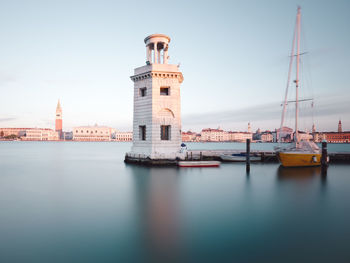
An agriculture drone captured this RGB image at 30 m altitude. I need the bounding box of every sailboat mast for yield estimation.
[295,6,301,143]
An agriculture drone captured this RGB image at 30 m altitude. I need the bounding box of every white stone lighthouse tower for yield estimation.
[127,34,184,162]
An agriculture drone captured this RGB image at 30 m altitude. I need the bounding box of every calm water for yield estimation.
[0,142,350,263]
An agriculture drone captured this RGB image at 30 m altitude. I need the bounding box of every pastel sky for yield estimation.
[0,0,349,132]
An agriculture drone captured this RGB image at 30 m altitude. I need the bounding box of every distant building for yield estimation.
[73,125,114,141]
[313,132,326,143]
[0,128,32,137]
[275,127,294,142]
[338,120,342,133]
[254,130,276,142]
[323,132,350,143]
[22,128,59,141]
[227,131,252,142]
[63,131,73,140]
[248,122,251,133]
[297,131,313,141]
[200,128,253,142]
[261,131,273,142]
[114,131,133,141]
[201,128,226,142]
[195,133,201,142]
[182,131,197,142]
[55,100,63,138]
[253,128,262,140]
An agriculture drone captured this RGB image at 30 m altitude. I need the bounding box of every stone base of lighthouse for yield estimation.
[124,153,186,166]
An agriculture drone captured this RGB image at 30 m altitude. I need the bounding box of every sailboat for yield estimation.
[275,7,322,167]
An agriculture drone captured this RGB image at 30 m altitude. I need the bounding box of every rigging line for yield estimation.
[299,14,315,132]
[279,10,298,143]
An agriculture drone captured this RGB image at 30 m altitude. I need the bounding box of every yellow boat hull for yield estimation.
[277,152,321,167]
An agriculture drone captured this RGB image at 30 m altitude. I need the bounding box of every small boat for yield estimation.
[275,7,324,167]
[178,161,221,167]
[220,153,261,162]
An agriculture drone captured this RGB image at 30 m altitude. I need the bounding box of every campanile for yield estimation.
[55,100,62,137]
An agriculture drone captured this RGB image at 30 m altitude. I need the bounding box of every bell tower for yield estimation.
[55,99,62,138]
[127,34,184,161]
[338,119,342,133]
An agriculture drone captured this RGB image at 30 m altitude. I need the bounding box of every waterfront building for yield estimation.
[254,130,276,142]
[253,128,262,140]
[22,128,59,141]
[201,128,226,142]
[127,34,184,160]
[275,127,294,142]
[227,131,253,142]
[62,131,73,140]
[114,131,133,141]
[323,132,350,143]
[261,132,273,142]
[182,131,198,142]
[313,132,350,143]
[313,132,326,143]
[55,100,63,139]
[0,128,32,137]
[73,125,114,141]
[200,128,253,142]
[297,131,313,141]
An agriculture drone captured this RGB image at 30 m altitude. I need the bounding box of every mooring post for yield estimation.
[246,139,251,173]
[321,141,328,175]
[200,151,202,160]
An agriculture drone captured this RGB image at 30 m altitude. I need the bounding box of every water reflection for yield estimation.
[277,165,327,191]
[127,165,181,262]
[277,166,322,180]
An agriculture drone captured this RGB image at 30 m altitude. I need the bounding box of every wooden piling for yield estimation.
[246,139,251,173]
[321,141,328,175]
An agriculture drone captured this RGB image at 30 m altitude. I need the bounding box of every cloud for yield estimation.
[182,93,350,131]
[0,117,17,122]
[183,102,281,126]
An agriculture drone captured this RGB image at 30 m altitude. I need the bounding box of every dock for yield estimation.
[125,149,350,166]
[186,150,350,163]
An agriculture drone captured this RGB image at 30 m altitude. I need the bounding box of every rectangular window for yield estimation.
[139,125,146,141]
[161,125,170,140]
[139,87,147,97]
[160,87,170,96]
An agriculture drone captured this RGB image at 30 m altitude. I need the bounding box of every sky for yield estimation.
[0,0,349,132]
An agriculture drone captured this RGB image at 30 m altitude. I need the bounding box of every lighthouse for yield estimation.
[126,34,184,164]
